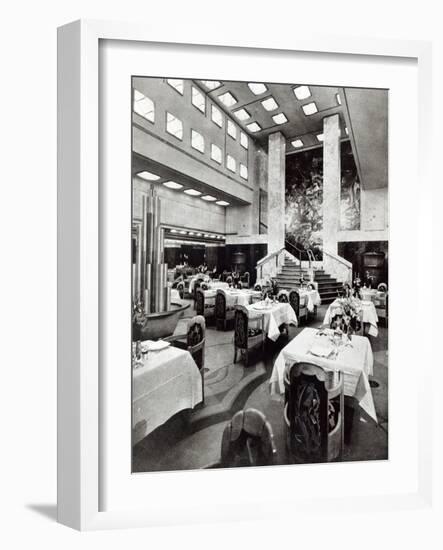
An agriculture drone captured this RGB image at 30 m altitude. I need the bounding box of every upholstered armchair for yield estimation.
[215,288,235,330]
[240,271,250,288]
[289,289,308,325]
[284,362,344,462]
[220,408,277,468]
[233,305,265,367]
[195,288,215,320]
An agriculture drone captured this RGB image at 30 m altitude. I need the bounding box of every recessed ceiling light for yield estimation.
[197,233,202,236]
[218,92,237,107]
[335,93,342,106]
[163,181,183,189]
[179,230,187,234]
[302,102,318,116]
[272,113,288,125]
[345,126,349,135]
[171,229,177,233]
[188,232,195,235]
[261,97,278,111]
[291,139,304,148]
[201,195,217,201]
[246,122,261,132]
[234,108,250,121]
[204,234,209,237]
[137,170,160,181]
[216,200,230,206]
[200,80,221,90]
[316,133,324,142]
[248,83,267,95]
[293,85,311,100]
[184,189,202,196]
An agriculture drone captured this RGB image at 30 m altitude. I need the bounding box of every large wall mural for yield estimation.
[285,141,360,256]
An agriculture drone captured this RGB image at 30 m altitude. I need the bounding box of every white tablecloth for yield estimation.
[132,346,202,444]
[270,327,376,421]
[171,289,181,302]
[246,301,298,342]
[323,299,379,337]
[361,289,377,301]
[203,288,260,307]
[299,289,321,312]
[188,276,210,294]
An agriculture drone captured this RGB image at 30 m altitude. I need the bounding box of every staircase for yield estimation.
[275,257,343,304]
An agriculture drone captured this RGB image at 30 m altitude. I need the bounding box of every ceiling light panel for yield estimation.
[216,200,230,206]
[234,108,250,121]
[302,102,318,116]
[291,139,304,148]
[200,80,221,90]
[218,92,237,107]
[248,83,267,95]
[246,122,261,132]
[201,195,217,201]
[163,181,183,189]
[261,97,278,111]
[184,189,202,196]
[137,171,160,181]
[316,133,324,142]
[293,85,311,100]
[272,113,288,125]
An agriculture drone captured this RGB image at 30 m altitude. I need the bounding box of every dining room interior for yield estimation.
[131,76,388,471]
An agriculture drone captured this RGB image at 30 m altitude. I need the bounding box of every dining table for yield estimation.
[203,287,261,306]
[323,298,379,337]
[269,327,377,422]
[298,288,322,312]
[246,300,298,342]
[132,343,203,444]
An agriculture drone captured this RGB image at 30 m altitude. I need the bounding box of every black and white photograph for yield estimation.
[131,77,389,471]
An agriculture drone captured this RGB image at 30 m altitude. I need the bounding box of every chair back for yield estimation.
[221,409,277,467]
[284,362,343,462]
[241,271,250,287]
[215,289,227,321]
[278,290,289,303]
[195,288,205,316]
[289,289,301,315]
[236,281,242,290]
[254,284,262,292]
[377,282,388,293]
[234,305,249,349]
[307,283,314,291]
[194,279,202,299]
[186,315,205,370]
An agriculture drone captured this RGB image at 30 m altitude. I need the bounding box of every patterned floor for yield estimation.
[132,301,388,472]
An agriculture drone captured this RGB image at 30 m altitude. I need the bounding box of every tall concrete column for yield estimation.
[322,114,341,254]
[267,132,286,254]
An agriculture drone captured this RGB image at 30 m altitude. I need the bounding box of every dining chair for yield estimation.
[215,288,235,331]
[220,408,277,468]
[278,290,289,303]
[164,315,206,403]
[289,289,308,325]
[240,271,250,288]
[284,361,344,462]
[374,290,388,327]
[233,305,265,367]
[254,284,262,292]
[377,282,388,293]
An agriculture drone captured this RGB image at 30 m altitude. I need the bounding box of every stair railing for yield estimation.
[284,240,304,264]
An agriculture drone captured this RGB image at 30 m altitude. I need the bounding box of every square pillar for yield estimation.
[267,132,286,254]
[322,114,341,254]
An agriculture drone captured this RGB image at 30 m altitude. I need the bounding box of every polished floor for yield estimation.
[132,300,388,472]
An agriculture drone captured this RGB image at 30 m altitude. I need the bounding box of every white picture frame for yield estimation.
[57,19,433,531]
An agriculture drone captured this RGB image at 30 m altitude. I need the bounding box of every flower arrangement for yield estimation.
[132,298,148,340]
[330,296,362,334]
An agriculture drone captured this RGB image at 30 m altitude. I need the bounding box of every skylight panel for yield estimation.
[166,112,183,139]
[192,87,206,113]
[291,139,304,148]
[163,181,183,190]
[240,164,248,180]
[211,104,223,127]
[201,195,217,201]
[191,129,205,153]
[302,102,318,116]
[248,83,267,95]
[218,92,237,107]
[316,133,324,142]
[133,91,155,122]
[246,122,261,133]
[293,85,311,100]
[211,144,222,164]
[167,79,184,94]
[200,80,221,90]
[234,108,250,121]
[261,97,278,111]
[226,155,236,173]
[240,132,248,149]
[184,189,202,196]
[216,200,230,206]
[137,171,160,181]
[272,113,288,125]
[227,120,237,139]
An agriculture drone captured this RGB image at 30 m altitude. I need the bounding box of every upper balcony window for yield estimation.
[226,154,236,173]
[240,163,248,180]
[133,90,155,123]
[192,87,206,114]
[166,112,183,140]
[211,144,222,164]
[167,79,184,95]
[227,120,237,139]
[191,129,205,153]
[240,131,249,150]
[211,105,223,127]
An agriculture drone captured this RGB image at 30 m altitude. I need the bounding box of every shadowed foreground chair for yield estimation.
[220,409,277,468]
[233,305,264,366]
[284,362,344,462]
[164,315,206,402]
[195,288,214,321]
[215,288,235,330]
[289,289,308,325]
